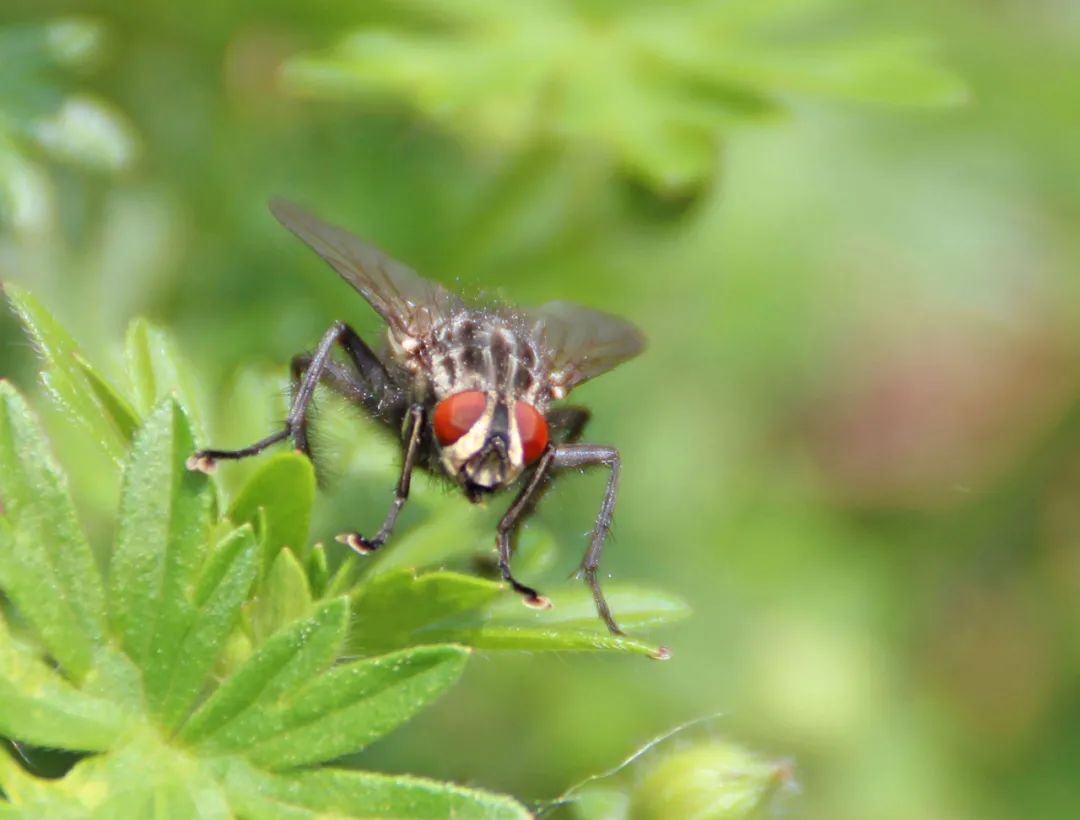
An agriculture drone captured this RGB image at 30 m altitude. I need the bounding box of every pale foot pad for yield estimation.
[186,454,217,474]
[335,532,376,554]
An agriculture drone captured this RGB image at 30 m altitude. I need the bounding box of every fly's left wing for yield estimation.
[528,300,646,398]
[269,198,463,340]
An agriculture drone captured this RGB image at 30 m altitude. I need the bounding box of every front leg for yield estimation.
[336,404,424,555]
[187,321,391,472]
[496,448,558,609]
[495,439,625,636]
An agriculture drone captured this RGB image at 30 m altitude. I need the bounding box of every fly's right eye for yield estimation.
[433,391,488,446]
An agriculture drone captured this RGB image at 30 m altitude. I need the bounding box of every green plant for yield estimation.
[0,17,135,231]
[0,284,687,815]
[284,0,965,195]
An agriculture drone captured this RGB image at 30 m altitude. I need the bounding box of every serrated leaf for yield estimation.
[211,645,469,769]
[228,451,316,568]
[4,284,132,461]
[0,382,105,680]
[220,759,529,819]
[154,525,260,731]
[349,570,685,658]
[181,598,348,747]
[108,399,213,677]
[250,547,315,646]
[125,318,204,433]
[0,612,125,751]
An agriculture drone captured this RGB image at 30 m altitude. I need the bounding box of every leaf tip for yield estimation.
[650,645,672,661]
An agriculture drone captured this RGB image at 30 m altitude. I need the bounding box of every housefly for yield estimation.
[188,199,647,637]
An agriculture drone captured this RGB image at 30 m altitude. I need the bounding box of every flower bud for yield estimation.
[629,741,792,820]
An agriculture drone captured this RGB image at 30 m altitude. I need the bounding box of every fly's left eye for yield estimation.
[515,401,549,464]
[433,390,488,446]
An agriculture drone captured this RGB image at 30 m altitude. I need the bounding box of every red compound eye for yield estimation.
[515,401,549,464]
[433,391,487,446]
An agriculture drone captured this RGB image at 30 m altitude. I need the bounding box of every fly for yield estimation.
[188,199,647,637]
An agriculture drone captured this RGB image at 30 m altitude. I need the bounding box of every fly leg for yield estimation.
[496,448,557,609]
[487,408,589,605]
[551,444,624,635]
[336,404,424,555]
[187,321,392,472]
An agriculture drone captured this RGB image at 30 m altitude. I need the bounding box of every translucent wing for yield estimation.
[529,301,646,396]
[269,198,463,339]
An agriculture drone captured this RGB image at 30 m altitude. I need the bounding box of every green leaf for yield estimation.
[73,353,140,441]
[307,543,329,599]
[708,36,968,108]
[108,399,213,676]
[473,584,687,658]
[3,284,133,461]
[0,381,105,680]
[0,731,232,818]
[349,570,685,658]
[153,525,260,731]
[216,645,469,770]
[181,598,348,747]
[220,759,529,819]
[364,505,487,579]
[125,318,204,434]
[228,451,316,567]
[249,547,315,646]
[361,502,555,580]
[349,571,503,655]
[0,612,126,751]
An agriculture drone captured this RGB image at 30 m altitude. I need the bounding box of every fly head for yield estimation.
[432,390,549,497]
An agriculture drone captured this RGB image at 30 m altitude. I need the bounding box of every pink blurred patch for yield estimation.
[808,321,1074,507]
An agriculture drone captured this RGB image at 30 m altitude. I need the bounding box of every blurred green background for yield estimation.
[1,1,1078,818]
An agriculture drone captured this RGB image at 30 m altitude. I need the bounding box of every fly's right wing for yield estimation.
[270,198,463,340]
